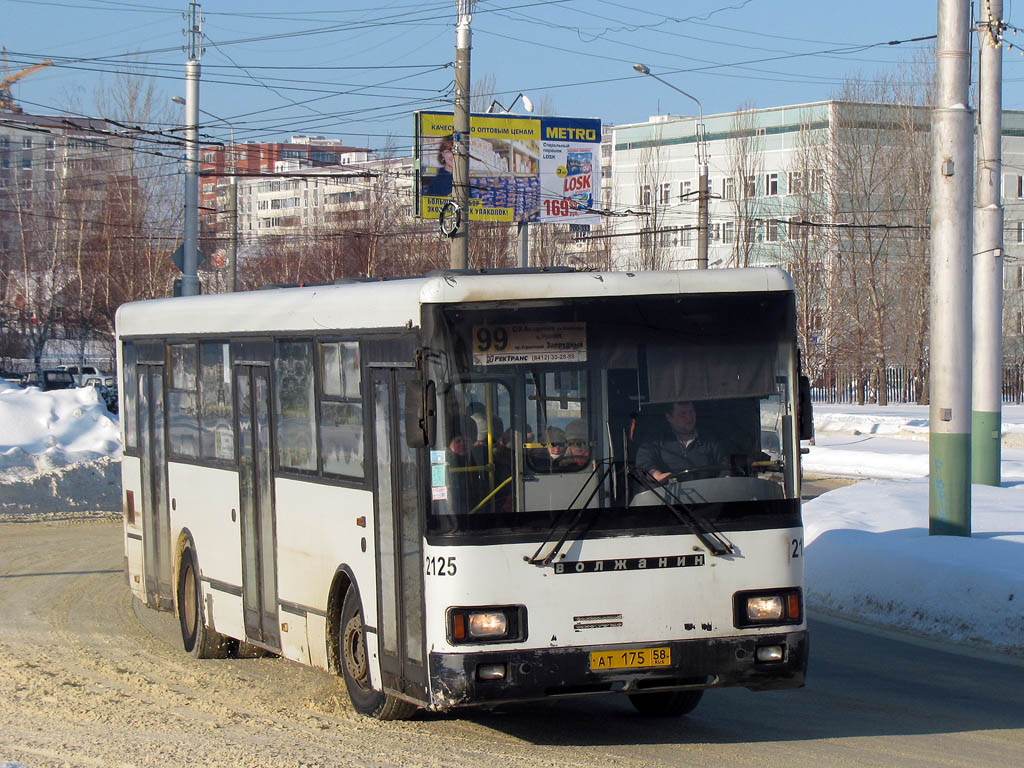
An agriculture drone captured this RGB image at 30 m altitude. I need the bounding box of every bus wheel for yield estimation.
[177,546,231,659]
[628,689,704,717]
[339,588,417,720]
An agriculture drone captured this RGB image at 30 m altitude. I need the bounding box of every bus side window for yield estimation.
[199,342,234,461]
[122,342,137,452]
[319,341,364,479]
[274,340,318,472]
[167,343,199,459]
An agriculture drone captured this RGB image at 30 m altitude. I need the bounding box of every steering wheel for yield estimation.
[664,464,722,483]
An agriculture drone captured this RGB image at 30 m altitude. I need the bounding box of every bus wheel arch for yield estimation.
[336,580,417,720]
[175,530,231,659]
[325,565,355,676]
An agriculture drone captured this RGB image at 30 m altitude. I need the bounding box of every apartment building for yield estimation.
[234,155,415,238]
[0,109,129,276]
[199,135,373,223]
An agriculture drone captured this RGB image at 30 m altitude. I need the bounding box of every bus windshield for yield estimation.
[423,291,800,541]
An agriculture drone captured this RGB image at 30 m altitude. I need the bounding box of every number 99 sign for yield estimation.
[475,326,509,352]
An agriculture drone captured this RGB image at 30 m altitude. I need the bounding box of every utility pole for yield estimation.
[696,126,709,270]
[929,0,974,536]
[450,0,474,270]
[973,0,1004,486]
[229,173,238,291]
[181,1,202,297]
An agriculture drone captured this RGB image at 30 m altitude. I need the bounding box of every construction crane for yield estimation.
[1,47,54,113]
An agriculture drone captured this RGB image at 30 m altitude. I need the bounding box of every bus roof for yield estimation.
[115,267,794,338]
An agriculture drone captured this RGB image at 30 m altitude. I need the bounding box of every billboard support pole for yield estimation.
[517,221,529,268]
[451,1,473,270]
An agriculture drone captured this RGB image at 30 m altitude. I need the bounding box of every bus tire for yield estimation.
[627,689,704,717]
[339,587,417,720]
[177,545,231,659]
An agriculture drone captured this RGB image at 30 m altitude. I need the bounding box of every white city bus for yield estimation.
[116,267,813,720]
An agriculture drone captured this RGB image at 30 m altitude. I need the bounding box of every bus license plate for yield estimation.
[590,647,671,671]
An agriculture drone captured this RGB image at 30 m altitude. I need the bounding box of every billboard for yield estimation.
[415,111,601,226]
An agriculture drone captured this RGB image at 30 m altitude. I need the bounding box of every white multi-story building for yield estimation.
[608,101,1024,271]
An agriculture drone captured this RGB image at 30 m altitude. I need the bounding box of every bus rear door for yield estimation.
[234,357,281,650]
[136,355,173,611]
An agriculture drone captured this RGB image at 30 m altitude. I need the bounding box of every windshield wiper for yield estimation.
[628,469,735,556]
[524,459,613,567]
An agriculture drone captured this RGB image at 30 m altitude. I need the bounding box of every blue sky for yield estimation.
[3,0,1018,152]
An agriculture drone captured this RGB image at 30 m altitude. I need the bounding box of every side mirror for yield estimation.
[797,375,814,441]
[404,379,437,448]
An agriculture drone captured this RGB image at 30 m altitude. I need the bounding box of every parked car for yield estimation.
[80,375,119,413]
[56,365,116,388]
[22,369,77,391]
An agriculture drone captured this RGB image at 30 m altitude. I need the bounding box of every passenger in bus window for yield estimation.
[447,422,483,513]
[561,420,591,468]
[526,426,563,473]
[542,426,566,466]
[635,401,726,483]
[448,430,470,459]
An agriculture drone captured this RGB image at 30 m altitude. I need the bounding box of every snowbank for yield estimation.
[0,379,121,519]
[804,478,1024,654]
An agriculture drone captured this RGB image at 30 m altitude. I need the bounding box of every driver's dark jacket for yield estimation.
[635,432,726,478]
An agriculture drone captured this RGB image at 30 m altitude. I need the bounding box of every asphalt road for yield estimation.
[0,518,1021,768]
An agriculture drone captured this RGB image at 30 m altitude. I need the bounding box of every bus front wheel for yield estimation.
[339,588,417,720]
[177,545,231,659]
[628,689,704,717]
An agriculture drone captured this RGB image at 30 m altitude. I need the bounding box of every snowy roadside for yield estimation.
[0,380,122,520]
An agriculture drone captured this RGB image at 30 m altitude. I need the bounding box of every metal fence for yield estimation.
[811,365,1024,404]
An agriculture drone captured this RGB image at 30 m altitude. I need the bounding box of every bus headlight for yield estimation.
[448,606,527,644]
[746,596,783,621]
[733,589,802,628]
[468,612,507,638]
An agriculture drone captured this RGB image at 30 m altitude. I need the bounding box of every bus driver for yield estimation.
[636,401,726,483]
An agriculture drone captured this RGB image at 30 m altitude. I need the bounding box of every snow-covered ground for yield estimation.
[0,379,121,520]
[1,380,1020,655]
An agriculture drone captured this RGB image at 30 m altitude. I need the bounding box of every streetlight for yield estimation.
[486,92,534,268]
[486,92,534,115]
[633,63,709,269]
[173,97,239,292]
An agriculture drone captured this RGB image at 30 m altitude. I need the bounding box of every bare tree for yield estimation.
[780,113,832,379]
[632,124,672,270]
[87,66,181,336]
[822,71,932,404]
[727,104,765,268]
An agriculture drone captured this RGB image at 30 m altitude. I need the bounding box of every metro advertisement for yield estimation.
[415,111,601,225]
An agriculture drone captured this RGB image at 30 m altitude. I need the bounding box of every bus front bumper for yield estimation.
[426,629,808,710]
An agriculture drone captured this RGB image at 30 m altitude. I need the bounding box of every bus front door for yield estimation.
[137,364,173,611]
[370,367,427,702]
[235,364,280,650]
